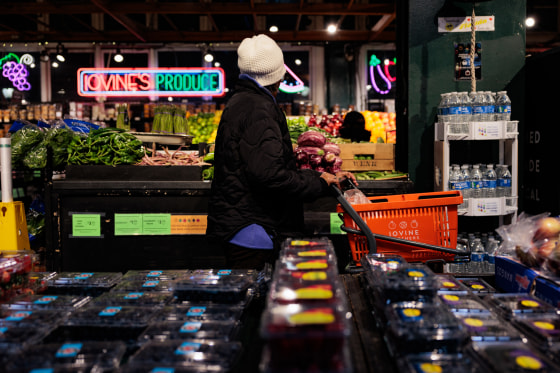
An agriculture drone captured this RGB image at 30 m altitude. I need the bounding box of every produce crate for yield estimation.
[338,143,395,171]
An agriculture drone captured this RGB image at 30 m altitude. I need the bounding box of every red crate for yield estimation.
[336,191,463,265]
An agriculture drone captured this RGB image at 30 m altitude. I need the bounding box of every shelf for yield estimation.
[458,196,518,216]
[434,121,518,141]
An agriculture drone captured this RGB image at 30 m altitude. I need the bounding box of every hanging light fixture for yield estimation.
[114,48,124,63]
[55,43,66,62]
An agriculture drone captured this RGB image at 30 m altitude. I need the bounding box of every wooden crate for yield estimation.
[338,143,395,171]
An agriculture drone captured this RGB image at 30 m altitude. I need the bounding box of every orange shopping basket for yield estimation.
[333,183,464,266]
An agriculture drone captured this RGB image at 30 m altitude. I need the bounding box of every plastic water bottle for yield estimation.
[485,238,499,273]
[482,164,497,198]
[470,91,484,122]
[469,238,486,273]
[459,164,471,208]
[448,164,461,191]
[483,91,496,121]
[437,93,448,123]
[458,92,472,132]
[496,164,512,197]
[446,92,460,126]
[470,164,483,198]
[496,91,511,121]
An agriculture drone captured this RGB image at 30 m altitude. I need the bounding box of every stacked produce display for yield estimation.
[0,268,265,372]
[360,252,560,372]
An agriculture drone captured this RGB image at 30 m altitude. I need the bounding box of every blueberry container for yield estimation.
[138,319,240,343]
[3,340,127,372]
[384,300,469,356]
[435,274,471,293]
[484,293,559,321]
[0,308,68,327]
[455,312,523,343]
[154,303,245,322]
[170,271,257,303]
[121,269,191,281]
[2,294,92,311]
[91,290,174,307]
[457,277,497,295]
[361,253,409,289]
[126,339,243,371]
[46,272,123,296]
[397,352,479,373]
[111,278,174,293]
[374,264,440,306]
[260,302,351,370]
[438,292,491,314]
[120,362,224,373]
[469,341,560,372]
[0,323,55,353]
[51,305,160,342]
[511,314,560,352]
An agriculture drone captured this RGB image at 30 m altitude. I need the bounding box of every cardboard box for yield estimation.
[494,256,539,293]
[338,143,395,171]
[533,275,560,308]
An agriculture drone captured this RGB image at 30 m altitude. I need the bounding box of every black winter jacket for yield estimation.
[206,78,329,243]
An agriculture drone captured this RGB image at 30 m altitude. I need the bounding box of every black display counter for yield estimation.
[45,178,413,273]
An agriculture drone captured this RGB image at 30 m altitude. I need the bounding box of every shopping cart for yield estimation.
[333,181,466,267]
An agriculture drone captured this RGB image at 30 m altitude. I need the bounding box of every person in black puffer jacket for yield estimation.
[206,34,356,270]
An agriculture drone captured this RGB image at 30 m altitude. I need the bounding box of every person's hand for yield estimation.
[320,171,358,188]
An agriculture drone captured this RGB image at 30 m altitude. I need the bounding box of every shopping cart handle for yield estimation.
[331,184,378,253]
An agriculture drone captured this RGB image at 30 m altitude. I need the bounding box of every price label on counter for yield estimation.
[72,213,101,237]
[114,214,143,236]
[142,214,171,235]
[330,213,345,235]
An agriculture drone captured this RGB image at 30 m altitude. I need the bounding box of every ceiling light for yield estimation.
[204,52,214,63]
[214,62,221,67]
[327,24,337,34]
[55,43,66,62]
[295,59,302,66]
[269,25,279,33]
[114,49,124,63]
[526,17,536,28]
[51,61,59,68]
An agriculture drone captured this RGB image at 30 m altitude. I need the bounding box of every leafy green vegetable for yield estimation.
[11,124,45,167]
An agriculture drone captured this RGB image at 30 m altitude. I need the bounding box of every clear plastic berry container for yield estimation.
[122,269,191,281]
[280,237,335,251]
[3,340,126,372]
[260,302,351,370]
[153,303,245,322]
[438,292,491,314]
[512,314,560,352]
[384,300,469,356]
[469,341,560,372]
[276,257,338,273]
[268,277,345,305]
[0,323,56,353]
[361,253,409,289]
[2,294,92,311]
[138,319,241,343]
[374,263,440,306]
[46,272,123,296]
[435,274,471,293]
[457,277,497,295]
[0,308,68,328]
[170,271,257,303]
[126,339,242,371]
[484,293,559,321]
[111,278,173,293]
[397,352,479,373]
[91,291,174,307]
[455,312,523,343]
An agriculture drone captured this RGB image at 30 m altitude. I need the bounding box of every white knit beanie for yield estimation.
[237,34,286,87]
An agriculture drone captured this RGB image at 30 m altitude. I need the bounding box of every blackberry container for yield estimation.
[46,272,123,296]
[435,274,471,294]
[280,237,335,251]
[276,256,338,273]
[397,352,479,373]
[455,312,523,343]
[438,292,491,314]
[111,278,174,293]
[120,362,224,373]
[153,303,245,322]
[0,308,68,328]
[383,300,469,356]
[2,294,92,311]
[469,341,560,372]
[361,253,409,290]
[91,290,174,307]
[125,339,243,372]
[170,270,257,303]
[268,277,345,305]
[273,266,339,284]
[457,277,497,295]
[259,302,351,371]
[484,293,559,321]
[138,319,240,343]
[50,304,160,342]
[511,314,560,352]
[3,340,127,372]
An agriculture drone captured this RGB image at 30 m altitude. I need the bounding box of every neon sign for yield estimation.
[77,67,225,97]
[0,53,32,91]
[279,64,306,94]
[369,55,396,95]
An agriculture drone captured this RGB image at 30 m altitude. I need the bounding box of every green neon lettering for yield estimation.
[164,74,173,90]
[173,74,182,91]
[156,74,165,90]
[210,74,218,90]
[201,74,210,91]
[192,74,200,91]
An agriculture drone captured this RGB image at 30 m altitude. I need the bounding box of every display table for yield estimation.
[45,177,413,272]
